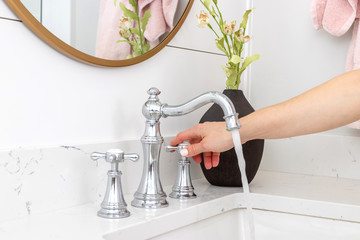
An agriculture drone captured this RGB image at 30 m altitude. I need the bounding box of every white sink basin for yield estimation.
[151,209,360,240]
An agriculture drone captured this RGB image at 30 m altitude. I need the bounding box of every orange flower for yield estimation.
[197,11,210,28]
[119,17,132,38]
[224,21,236,35]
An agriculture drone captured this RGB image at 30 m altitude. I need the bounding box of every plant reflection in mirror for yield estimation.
[114,0,151,59]
[198,0,260,90]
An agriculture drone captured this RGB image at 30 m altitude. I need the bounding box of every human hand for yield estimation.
[169,122,234,169]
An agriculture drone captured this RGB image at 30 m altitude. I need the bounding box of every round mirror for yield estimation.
[5,0,193,66]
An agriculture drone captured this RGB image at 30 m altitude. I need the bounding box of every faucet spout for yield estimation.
[162,91,241,131]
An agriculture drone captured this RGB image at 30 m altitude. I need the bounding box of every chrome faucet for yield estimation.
[131,87,241,209]
[91,149,139,218]
[165,141,197,200]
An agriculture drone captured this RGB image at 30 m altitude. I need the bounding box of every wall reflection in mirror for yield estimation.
[20,0,189,60]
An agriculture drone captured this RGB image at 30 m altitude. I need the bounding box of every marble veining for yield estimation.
[60,145,88,153]
[0,139,203,223]
[5,148,43,175]
[25,201,32,215]
[1,148,43,196]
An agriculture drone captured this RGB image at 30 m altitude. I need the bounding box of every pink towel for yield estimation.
[311,0,360,129]
[138,0,179,47]
[311,0,358,36]
[95,0,132,60]
[96,0,179,59]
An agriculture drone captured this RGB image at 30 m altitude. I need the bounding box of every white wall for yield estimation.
[251,0,360,179]
[0,1,247,222]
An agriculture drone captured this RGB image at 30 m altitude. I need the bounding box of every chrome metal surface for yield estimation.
[132,88,168,208]
[91,149,139,219]
[166,141,196,200]
[162,91,241,131]
[132,87,240,208]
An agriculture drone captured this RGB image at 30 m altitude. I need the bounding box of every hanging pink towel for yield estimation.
[96,0,179,60]
[311,0,360,129]
[95,0,132,60]
[138,0,179,47]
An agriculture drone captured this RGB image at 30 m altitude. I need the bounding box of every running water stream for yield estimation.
[231,129,256,240]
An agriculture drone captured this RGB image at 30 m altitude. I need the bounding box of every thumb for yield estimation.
[181,142,204,157]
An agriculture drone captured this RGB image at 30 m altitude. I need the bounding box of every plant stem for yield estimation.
[223,34,232,59]
[214,2,224,25]
[134,2,144,54]
[236,42,243,73]
[229,35,234,54]
[212,1,232,58]
[207,24,220,38]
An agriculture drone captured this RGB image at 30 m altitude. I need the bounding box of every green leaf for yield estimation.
[230,55,242,64]
[239,54,260,75]
[134,48,142,57]
[213,0,218,4]
[204,0,211,9]
[141,9,151,32]
[126,54,133,59]
[240,9,252,30]
[233,30,242,52]
[119,2,137,20]
[143,42,151,53]
[114,0,117,6]
[215,37,229,57]
[130,28,140,36]
[116,39,137,47]
[221,64,228,76]
[129,0,137,9]
[225,65,239,89]
[211,6,219,17]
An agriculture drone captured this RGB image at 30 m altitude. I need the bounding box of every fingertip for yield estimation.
[204,159,212,170]
[169,138,179,146]
[212,152,220,168]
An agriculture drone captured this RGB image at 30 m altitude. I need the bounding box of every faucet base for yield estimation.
[169,184,196,200]
[131,193,169,209]
[97,206,130,219]
[169,190,196,200]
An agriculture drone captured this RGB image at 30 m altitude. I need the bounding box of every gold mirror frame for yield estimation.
[4,0,194,67]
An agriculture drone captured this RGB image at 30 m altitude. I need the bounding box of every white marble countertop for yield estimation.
[1,170,359,240]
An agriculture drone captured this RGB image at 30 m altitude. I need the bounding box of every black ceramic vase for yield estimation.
[199,89,264,187]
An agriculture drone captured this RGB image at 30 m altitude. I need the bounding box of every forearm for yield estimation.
[240,70,360,142]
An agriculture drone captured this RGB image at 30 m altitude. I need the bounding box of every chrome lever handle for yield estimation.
[91,149,139,164]
[124,153,139,162]
[91,152,106,161]
[165,141,190,153]
[165,145,179,152]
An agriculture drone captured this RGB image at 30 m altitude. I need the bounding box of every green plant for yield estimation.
[197,0,260,89]
[114,0,151,59]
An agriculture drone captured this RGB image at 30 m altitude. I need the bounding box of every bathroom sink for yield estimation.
[150,209,360,240]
